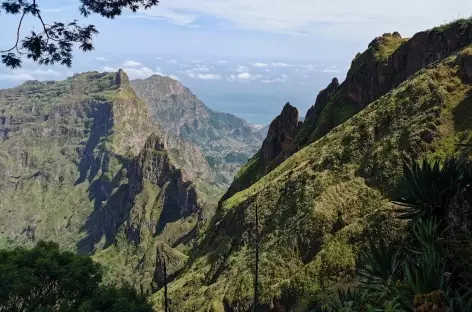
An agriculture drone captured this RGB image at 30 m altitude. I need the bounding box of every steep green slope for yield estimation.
[0,70,216,293]
[154,31,472,311]
[227,20,472,200]
[131,76,264,187]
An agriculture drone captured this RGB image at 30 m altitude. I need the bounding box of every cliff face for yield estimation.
[260,103,300,163]
[0,70,212,294]
[346,24,472,107]
[159,19,472,311]
[305,78,340,121]
[93,133,202,293]
[131,76,264,187]
[221,103,300,201]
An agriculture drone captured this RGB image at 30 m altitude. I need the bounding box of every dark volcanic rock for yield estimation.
[305,77,340,121]
[220,103,300,202]
[347,22,472,107]
[457,47,472,81]
[261,102,300,163]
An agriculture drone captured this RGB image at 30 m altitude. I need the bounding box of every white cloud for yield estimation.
[253,62,269,68]
[156,57,163,60]
[96,57,108,61]
[228,72,264,81]
[125,67,161,79]
[185,70,220,80]
[103,66,118,72]
[196,73,221,80]
[272,62,291,67]
[237,72,252,80]
[122,60,142,67]
[192,60,204,63]
[0,73,36,81]
[236,65,248,73]
[323,68,341,73]
[194,65,209,72]
[261,74,288,84]
[167,59,178,64]
[217,60,228,64]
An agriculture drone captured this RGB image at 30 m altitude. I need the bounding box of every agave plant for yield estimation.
[309,303,330,312]
[357,239,404,298]
[404,250,446,295]
[330,288,366,312]
[410,218,445,253]
[399,218,451,312]
[392,158,471,220]
[447,288,472,312]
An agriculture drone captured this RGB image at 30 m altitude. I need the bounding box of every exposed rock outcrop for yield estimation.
[347,22,472,107]
[260,102,300,163]
[126,133,200,245]
[305,78,340,121]
[457,47,472,81]
[220,103,300,202]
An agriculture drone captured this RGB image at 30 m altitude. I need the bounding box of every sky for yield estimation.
[1,0,471,125]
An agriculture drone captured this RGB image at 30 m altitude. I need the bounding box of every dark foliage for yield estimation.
[0,0,160,68]
[0,241,153,312]
[357,239,404,298]
[78,284,153,312]
[392,158,471,220]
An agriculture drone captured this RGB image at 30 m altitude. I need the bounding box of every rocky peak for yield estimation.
[115,68,130,87]
[347,20,472,107]
[368,32,402,49]
[305,77,340,121]
[261,102,300,163]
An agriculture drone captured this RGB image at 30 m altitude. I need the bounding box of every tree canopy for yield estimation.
[0,241,153,312]
[0,0,160,69]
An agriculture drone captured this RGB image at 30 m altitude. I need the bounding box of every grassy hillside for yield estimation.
[154,37,472,311]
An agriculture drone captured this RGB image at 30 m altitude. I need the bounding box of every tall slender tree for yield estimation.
[254,201,260,312]
[163,258,169,312]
